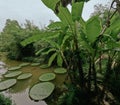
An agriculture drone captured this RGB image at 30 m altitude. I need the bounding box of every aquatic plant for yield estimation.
[29,82,55,100]
[39,73,56,82]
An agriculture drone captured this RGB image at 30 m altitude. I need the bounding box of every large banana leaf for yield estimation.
[105,14,120,39]
[57,6,73,26]
[36,47,50,56]
[48,52,57,66]
[61,34,72,48]
[21,31,58,46]
[41,0,59,11]
[48,21,65,30]
[85,16,101,43]
[57,53,63,67]
[72,2,84,21]
[42,48,56,55]
[41,38,60,49]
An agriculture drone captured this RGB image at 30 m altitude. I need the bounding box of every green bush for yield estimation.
[0,93,13,105]
[0,19,40,60]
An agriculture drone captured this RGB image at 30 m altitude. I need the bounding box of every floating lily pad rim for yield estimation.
[29,82,55,101]
[19,63,30,67]
[17,73,32,80]
[0,79,17,91]
[39,64,49,69]
[54,68,67,74]
[8,66,21,71]
[31,63,40,66]
[4,71,22,78]
[39,72,56,82]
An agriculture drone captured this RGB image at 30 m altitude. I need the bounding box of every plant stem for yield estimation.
[74,21,85,88]
[88,56,92,92]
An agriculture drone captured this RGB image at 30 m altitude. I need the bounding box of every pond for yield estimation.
[0,53,66,105]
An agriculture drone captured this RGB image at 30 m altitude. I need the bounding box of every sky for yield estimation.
[0,0,112,31]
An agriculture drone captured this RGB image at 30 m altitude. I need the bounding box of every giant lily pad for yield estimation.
[39,73,56,82]
[8,66,21,71]
[19,63,30,67]
[31,63,40,66]
[29,82,55,100]
[54,68,67,74]
[17,73,32,80]
[0,79,17,91]
[4,71,22,78]
[40,64,49,69]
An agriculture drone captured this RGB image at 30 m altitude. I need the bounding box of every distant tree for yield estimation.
[0,19,40,60]
[91,3,112,17]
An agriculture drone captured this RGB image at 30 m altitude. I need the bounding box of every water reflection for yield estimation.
[11,88,47,105]
[10,79,32,93]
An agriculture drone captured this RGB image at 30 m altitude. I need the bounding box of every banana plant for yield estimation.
[35,29,72,67]
[21,0,120,93]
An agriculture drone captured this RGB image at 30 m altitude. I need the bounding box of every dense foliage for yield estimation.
[0,0,120,105]
[0,19,42,61]
[0,94,13,105]
[21,0,120,105]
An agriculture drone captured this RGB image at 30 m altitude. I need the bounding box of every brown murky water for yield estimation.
[0,53,66,105]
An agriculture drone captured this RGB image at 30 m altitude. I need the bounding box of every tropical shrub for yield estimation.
[21,0,120,104]
[0,93,13,105]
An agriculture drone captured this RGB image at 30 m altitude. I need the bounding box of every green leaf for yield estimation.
[19,63,30,67]
[29,82,55,100]
[66,90,75,105]
[48,52,57,66]
[21,32,58,46]
[31,63,40,66]
[21,34,41,46]
[41,38,60,49]
[4,71,22,78]
[40,64,49,69]
[61,34,71,48]
[48,21,65,29]
[105,14,120,39]
[110,14,120,30]
[39,73,56,82]
[72,2,84,21]
[0,79,17,91]
[57,6,73,26]
[42,48,56,55]
[17,73,32,80]
[77,0,90,2]
[54,68,67,74]
[86,16,101,43]
[106,40,120,50]
[79,17,86,27]
[58,34,65,46]
[36,48,48,56]
[8,66,21,71]
[97,73,104,80]
[57,53,63,67]
[41,0,59,11]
